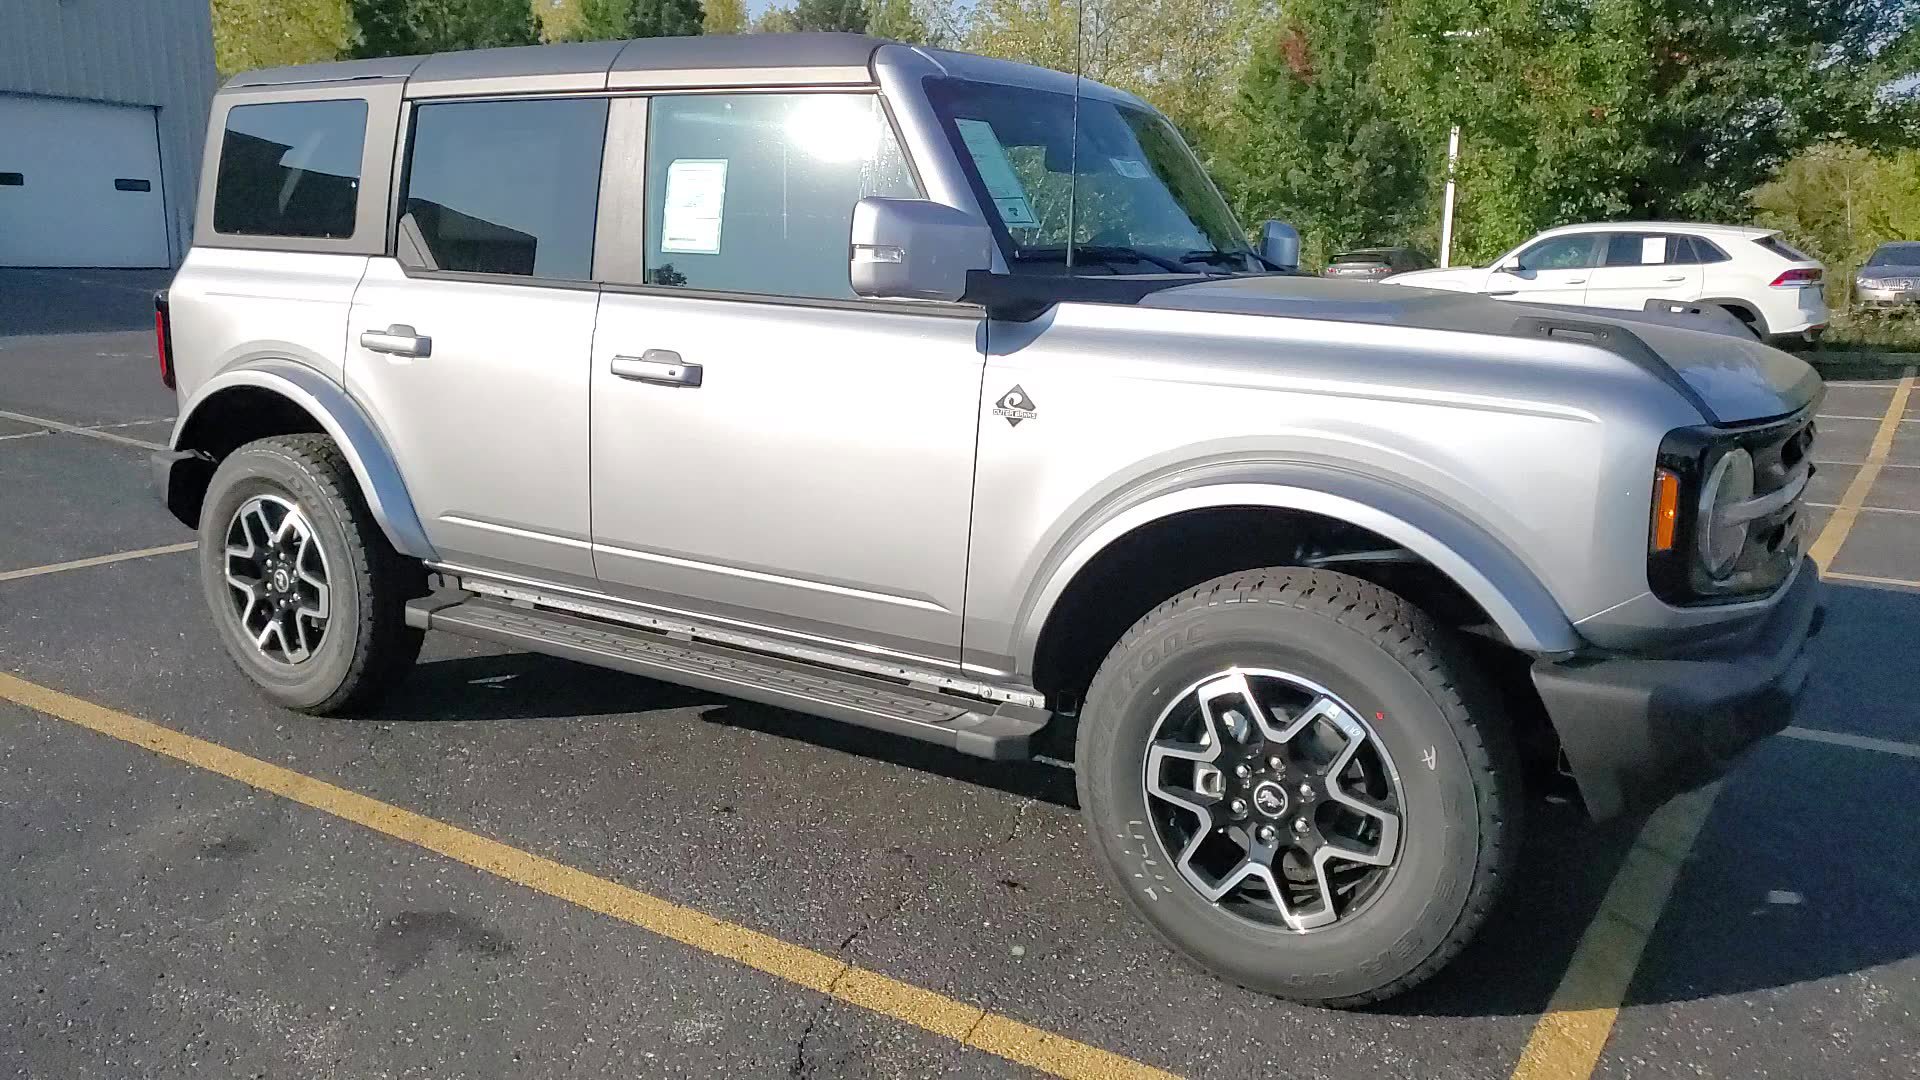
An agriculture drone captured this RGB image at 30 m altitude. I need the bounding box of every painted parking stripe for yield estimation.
[1781,726,1920,761]
[0,408,167,451]
[1822,569,1920,590]
[0,541,197,583]
[0,672,1179,1080]
[1806,501,1920,517]
[1509,367,1914,1080]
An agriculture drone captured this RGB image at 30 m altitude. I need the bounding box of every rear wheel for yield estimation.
[198,434,424,713]
[1719,304,1764,340]
[1076,567,1518,1005]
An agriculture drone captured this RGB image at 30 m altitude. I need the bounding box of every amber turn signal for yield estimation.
[1650,468,1680,552]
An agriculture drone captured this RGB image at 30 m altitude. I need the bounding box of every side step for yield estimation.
[405,592,1049,761]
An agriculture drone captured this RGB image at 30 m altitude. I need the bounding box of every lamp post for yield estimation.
[1438,29,1484,269]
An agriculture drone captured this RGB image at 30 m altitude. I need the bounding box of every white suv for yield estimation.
[1386,222,1829,342]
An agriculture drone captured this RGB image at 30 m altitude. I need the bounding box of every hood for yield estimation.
[1862,264,1920,280]
[1378,266,1481,290]
[1139,274,1821,424]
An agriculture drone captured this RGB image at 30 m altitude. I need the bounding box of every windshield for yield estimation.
[925,77,1253,275]
[1868,243,1920,267]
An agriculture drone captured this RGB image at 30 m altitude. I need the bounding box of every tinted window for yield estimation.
[400,98,607,279]
[1754,235,1812,262]
[1517,234,1598,271]
[214,100,367,238]
[1868,243,1920,267]
[642,94,918,298]
[1602,232,1689,267]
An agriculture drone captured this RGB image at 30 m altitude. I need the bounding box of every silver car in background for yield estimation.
[150,33,1823,1007]
[1856,241,1920,311]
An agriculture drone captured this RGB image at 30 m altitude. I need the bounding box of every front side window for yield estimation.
[926,78,1253,275]
[214,99,367,238]
[641,93,917,299]
[1517,234,1599,271]
[400,97,608,279]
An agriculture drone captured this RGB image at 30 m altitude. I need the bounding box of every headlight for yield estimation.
[1697,448,1755,578]
[1859,278,1884,289]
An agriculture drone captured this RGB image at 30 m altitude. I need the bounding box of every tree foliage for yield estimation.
[1753,144,1920,285]
[348,0,540,57]
[751,5,802,32]
[704,0,749,34]
[792,0,869,33]
[213,0,351,77]
[562,0,703,39]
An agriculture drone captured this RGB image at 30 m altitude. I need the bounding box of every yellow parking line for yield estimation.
[1823,569,1920,591]
[1809,367,1915,571]
[0,672,1177,1080]
[1510,371,1913,1080]
[0,408,168,451]
[0,541,197,583]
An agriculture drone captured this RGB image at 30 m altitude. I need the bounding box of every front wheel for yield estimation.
[198,434,425,713]
[1076,567,1519,1006]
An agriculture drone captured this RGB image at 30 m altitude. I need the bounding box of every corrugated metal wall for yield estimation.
[0,0,218,264]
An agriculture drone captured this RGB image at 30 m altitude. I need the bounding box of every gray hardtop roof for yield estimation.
[223,32,891,94]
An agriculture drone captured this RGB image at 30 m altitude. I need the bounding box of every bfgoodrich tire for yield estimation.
[1076,567,1519,1006]
[198,434,425,713]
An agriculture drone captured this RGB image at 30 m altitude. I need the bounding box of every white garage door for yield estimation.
[0,94,172,268]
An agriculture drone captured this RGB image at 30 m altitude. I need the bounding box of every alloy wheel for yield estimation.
[1143,668,1404,932]
[223,494,331,664]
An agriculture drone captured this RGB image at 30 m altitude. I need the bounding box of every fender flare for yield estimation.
[1696,297,1767,336]
[1015,472,1582,673]
[172,359,438,561]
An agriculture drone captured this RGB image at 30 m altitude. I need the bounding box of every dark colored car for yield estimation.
[1321,246,1433,281]
[1857,242,1920,311]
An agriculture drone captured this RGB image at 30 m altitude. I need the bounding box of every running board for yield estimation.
[406,592,1049,761]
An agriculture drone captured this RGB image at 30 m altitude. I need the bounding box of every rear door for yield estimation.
[1486,233,1599,305]
[346,95,608,582]
[1582,232,1704,310]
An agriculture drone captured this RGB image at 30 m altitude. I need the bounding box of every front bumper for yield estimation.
[1856,285,1919,309]
[1532,558,1823,820]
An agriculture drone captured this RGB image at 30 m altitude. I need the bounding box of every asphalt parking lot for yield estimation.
[2,267,1916,1079]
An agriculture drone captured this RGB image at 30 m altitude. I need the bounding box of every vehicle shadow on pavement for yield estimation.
[381,651,1078,806]
[0,268,173,337]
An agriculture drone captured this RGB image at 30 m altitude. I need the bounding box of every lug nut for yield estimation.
[1299,782,1315,800]
[1266,755,1283,772]
[1233,764,1252,780]
[1228,798,1248,817]
[1293,817,1311,835]
[1256,824,1277,844]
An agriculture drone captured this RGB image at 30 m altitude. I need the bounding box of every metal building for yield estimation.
[1,0,217,267]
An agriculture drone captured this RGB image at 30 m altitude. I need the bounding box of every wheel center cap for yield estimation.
[1251,780,1289,818]
[271,568,291,594]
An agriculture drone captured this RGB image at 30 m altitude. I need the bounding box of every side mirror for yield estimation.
[1496,259,1525,275]
[850,198,994,303]
[1258,220,1301,273]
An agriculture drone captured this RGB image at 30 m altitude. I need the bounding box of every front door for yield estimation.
[1487,232,1601,305]
[587,91,982,666]
[346,95,609,581]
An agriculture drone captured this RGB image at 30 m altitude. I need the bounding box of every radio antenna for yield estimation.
[1065,0,1083,270]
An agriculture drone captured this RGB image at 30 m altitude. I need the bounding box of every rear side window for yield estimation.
[399,98,608,280]
[640,93,917,299]
[1601,233,1674,266]
[214,100,367,238]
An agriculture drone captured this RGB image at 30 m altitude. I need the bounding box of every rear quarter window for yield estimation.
[213,99,368,238]
[1753,235,1812,262]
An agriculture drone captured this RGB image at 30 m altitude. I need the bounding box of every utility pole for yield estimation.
[1439,126,1460,268]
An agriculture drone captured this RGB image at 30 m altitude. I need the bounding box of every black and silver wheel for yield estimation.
[198,434,425,713]
[1077,567,1518,1006]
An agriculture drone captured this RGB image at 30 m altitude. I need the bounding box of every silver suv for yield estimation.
[151,34,1823,1005]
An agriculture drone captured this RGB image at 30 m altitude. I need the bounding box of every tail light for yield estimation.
[1769,268,1822,288]
[154,291,174,389]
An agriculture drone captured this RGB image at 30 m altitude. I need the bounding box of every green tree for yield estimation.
[1214,1,1427,266]
[1753,144,1920,301]
[348,0,540,58]
[561,0,704,38]
[751,5,801,31]
[213,0,352,78]
[705,0,749,34]
[867,0,928,43]
[792,0,868,33]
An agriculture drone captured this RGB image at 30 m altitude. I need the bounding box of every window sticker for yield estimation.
[1640,236,1668,265]
[1109,157,1151,179]
[660,158,728,255]
[954,118,1039,228]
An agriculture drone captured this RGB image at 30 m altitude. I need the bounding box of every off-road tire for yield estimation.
[198,434,425,713]
[1076,567,1519,1006]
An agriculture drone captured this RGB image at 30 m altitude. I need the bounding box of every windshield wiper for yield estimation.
[1011,245,1191,274]
[1178,250,1260,273]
